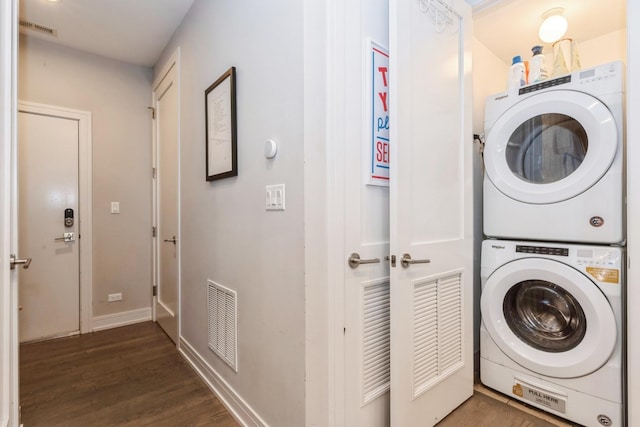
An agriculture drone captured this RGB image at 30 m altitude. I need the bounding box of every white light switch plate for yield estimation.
[266,184,285,210]
[111,201,120,214]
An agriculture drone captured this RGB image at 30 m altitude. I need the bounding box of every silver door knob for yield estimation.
[400,253,430,268]
[163,236,177,244]
[348,253,380,269]
[10,254,32,270]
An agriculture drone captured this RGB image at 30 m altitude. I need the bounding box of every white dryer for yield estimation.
[483,61,624,244]
[480,240,624,427]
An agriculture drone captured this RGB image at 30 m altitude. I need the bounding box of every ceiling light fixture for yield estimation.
[539,7,568,44]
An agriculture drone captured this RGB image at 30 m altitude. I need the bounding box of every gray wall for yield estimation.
[18,37,153,318]
[154,0,305,425]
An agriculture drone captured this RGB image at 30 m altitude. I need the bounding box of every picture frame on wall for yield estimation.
[205,66,237,181]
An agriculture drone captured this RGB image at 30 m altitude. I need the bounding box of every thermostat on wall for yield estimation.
[264,139,278,159]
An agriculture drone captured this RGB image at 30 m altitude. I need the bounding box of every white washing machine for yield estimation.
[483,61,624,244]
[480,240,624,427]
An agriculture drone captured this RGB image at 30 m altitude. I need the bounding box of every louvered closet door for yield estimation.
[389,0,474,425]
[342,0,390,424]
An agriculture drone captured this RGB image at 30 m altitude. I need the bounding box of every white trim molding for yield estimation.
[179,337,268,427]
[92,308,151,332]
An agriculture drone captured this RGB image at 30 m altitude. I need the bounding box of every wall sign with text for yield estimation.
[367,40,390,187]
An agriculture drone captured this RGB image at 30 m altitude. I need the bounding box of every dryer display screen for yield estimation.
[516,245,569,257]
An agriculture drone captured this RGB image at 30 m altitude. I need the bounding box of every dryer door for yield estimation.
[484,90,619,204]
[481,257,616,378]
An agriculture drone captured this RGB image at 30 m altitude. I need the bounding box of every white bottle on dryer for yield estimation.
[507,55,526,90]
[529,45,549,83]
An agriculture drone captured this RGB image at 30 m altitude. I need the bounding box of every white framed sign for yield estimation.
[366,40,390,186]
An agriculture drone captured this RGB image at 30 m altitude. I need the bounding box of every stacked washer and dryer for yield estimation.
[480,61,626,427]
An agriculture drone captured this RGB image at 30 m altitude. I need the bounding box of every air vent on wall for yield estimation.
[207,280,238,372]
[19,18,58,37]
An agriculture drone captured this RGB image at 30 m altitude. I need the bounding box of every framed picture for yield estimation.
[205,66,237,181]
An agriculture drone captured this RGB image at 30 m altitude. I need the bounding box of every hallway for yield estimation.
[20,322,239,427]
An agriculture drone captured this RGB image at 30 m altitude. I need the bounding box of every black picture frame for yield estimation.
[205,66,237,181]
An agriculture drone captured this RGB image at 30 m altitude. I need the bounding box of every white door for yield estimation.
[342,0,391,425]
[18,111,80,342]
[389,0,474,425]
[153,55,180,344]
[1,0,19,425]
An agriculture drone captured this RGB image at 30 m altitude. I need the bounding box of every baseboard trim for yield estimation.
[179,337,268,427]
[92,307,151,332]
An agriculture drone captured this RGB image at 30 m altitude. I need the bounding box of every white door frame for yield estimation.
[1,0,18,424]
[18,101,93,334]
[626,1,639,426]
[151,48,181,343]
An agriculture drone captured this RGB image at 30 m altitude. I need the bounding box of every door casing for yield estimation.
[151,48,181,344]
[18,101,93,335]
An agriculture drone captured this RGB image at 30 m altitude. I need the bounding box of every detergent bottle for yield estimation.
[529,45,549,83]
[507,55,526,90]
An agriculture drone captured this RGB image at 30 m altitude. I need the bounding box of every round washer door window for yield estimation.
[503,279,587,352]
[484,90,618,204]
[481,258,616,378]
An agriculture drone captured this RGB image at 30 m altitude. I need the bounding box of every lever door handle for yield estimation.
[10,254,32,270]
[54,232,75,242]
[400,253,431,268]
[348,253,381,269]
[163,236,177,244]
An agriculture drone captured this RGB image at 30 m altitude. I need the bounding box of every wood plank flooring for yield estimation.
[436,386,577,427]
[21,321,579,427]
[20,321,239,427]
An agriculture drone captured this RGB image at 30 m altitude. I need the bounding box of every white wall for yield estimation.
[18,37,153,319]
[154,1,305,425]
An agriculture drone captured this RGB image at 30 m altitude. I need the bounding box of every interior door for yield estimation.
[17,110,80,342]
[343,0,391,425]
[1,0,19,424]
[389,0,474,425]
[153,58,179,344]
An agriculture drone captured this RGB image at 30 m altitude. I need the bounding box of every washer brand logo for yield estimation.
[590,216,605,227]
[494,94,509,101]
[598,414,613,426]
[491,245,505,250]
[512,383,523,397]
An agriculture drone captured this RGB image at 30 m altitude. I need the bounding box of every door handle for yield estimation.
[54,232,75,242]
[10,254,32,270]
[348,253,380,269]
[163,236,177,244]
[400,253,431,268]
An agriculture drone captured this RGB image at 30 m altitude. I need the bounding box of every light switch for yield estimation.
[265,184,285,210]
[111,202,120,214]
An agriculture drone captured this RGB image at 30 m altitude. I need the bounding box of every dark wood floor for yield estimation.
[20,321,240,427]
[21,321,576,427]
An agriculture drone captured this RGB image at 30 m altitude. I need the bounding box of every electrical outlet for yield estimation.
[108,292,123,302]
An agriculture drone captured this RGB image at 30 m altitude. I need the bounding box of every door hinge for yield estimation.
[148,106,156,119]
[152,285,157,297]
[152,167,157,179]
[152,226,157,237]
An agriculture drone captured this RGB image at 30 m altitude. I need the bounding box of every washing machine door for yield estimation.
[484,90,618,204]
[481,257,617,378]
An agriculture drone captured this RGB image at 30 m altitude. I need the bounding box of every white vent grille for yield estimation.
[19,18,57,37]
[412,271,463,398]
[207,280,238,372]
[362,280,390,403]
